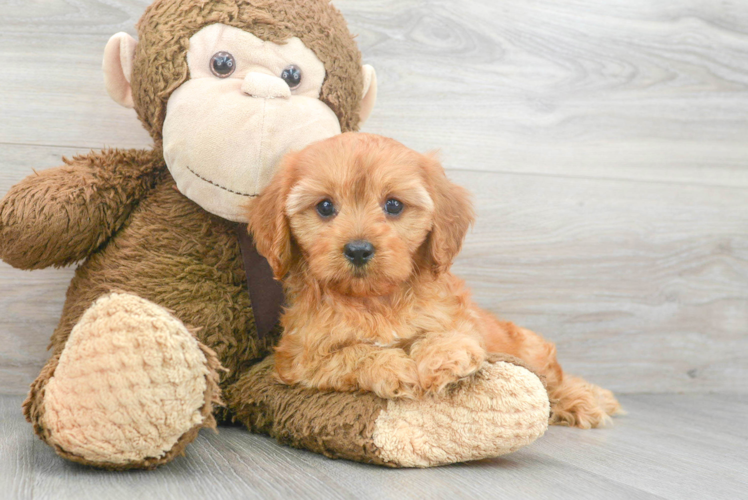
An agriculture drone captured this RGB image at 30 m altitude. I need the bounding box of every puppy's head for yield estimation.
[246,133,474,297]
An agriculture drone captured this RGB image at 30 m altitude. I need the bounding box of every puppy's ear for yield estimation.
[246,154,298,279]
[420,153,475,274]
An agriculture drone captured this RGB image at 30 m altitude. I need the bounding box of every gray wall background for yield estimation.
[1,0,746,396]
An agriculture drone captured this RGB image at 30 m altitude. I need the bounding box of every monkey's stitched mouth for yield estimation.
[185,165,258,197]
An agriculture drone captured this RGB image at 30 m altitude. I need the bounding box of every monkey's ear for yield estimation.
[359,64,378,125]
[103,32,138,109]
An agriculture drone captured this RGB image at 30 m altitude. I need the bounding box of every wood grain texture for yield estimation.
[451,168,748,394]
[0,34,152,149]
[345,0,748,187]
[1,0,747,395]
[0,0,149,35]
[2,0,747,183]
[1,394,746,499]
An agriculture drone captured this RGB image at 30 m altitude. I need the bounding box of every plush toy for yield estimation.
[0,0,550,469]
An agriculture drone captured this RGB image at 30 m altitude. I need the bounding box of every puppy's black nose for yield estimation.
[344,240,375,267]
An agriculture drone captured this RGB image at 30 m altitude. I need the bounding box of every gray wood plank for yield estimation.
[0,394,34,499]
[0,265,72,396]
[527,394,748,500]
[0,145,87,188]
[0,0,150,35]
[256,433,663,500]
[630,393,748,440]
[2,394,747,499]
[449,168,748,394]
[0,33,153,150]
[345,0,748,187]
[1,1,747,185]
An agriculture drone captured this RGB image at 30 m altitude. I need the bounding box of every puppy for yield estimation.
[247,133,621,428]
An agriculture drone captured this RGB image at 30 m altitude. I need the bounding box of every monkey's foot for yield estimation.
[229,353,549,467]
[26,293,222,469]
[372,354,549,466]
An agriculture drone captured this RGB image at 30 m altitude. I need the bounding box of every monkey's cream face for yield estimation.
[163,23,342,222]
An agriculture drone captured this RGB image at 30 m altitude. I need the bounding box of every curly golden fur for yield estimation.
[248,133,622,428]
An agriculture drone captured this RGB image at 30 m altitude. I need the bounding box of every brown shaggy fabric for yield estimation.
[133,0,364,144]
[228,354,549,467]
[46,170,276,390]
[228,356,392,466]
[2,150,279,420]
[0,149,162,269]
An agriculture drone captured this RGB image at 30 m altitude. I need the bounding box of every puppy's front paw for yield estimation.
[413,334,486,394]
[363,350,422,400]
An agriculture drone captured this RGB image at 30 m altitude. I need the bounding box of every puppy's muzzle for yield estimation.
[344,240,375,267]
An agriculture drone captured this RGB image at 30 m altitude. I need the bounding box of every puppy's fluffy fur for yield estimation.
[247,133,621,428]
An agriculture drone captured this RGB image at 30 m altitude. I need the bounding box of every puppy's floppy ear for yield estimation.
[420,153,475,274]
[246,154,298,279]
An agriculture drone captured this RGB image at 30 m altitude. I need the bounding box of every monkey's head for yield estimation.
[102,0,377,222]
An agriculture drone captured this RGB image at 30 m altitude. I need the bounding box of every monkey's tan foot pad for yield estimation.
[228,354,549,468]
[371,356,550,467]
[38,293,221,469]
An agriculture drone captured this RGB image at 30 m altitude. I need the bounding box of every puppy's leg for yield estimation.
[276,339,421,400]
[356,347,422,400]
[409,331,486,394]
[481,315,621,428]
[548,375,622,429]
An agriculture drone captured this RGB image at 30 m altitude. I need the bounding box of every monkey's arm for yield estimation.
[227,354,550,467]
[0,149,162,269]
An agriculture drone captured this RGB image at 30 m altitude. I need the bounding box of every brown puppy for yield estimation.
[247,133,621,428]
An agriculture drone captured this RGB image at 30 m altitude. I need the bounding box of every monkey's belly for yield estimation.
[49,177,264,389]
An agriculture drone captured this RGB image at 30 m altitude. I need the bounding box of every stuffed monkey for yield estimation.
[0,0,550,469]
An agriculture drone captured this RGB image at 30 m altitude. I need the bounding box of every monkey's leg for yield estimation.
[226,353,550,467]
[23,293,222,470]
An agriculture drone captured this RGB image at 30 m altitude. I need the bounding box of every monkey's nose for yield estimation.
[241,72,291,99]
[344,240,375,267]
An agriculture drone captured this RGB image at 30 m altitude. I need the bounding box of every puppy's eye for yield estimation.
[384,199,404,216]
[280,65,302,89]
[316,199,335,218]
[210,52,236,78]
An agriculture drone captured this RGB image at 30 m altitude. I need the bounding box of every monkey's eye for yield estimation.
[316,199,335,218]
[210,52,236,78]
[280,65,302,89]
[384,199,404,216]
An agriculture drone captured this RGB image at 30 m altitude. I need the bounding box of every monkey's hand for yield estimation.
[0,149,162,269]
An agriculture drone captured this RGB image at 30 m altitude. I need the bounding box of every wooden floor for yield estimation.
[2,394,746,500]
